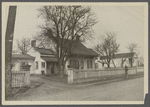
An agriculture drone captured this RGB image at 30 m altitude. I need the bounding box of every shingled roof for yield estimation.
[100,52,136,60]
[32,37,98,57]
[34,39,98,57]
[65,40,98,57]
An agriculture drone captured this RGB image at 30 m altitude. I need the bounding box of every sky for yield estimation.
[3,3,146,57]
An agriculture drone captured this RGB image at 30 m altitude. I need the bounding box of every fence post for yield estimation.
[109,69,111,76]
[136,67,137,75]
[98,70,100,78]
[68,68,73,84]
[23,71,30,86]
[85,70,87,78]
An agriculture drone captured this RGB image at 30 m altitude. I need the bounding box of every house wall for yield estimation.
[65,57,96,74]
[27,48,47,74]
[95,57,103,69]
[110,59,122,68]
[34,57,46,74]
[28,48,59,75]
[12,59,19,71]
[12,59,34,72]
[102,59,129,68]
[101,58,139,68]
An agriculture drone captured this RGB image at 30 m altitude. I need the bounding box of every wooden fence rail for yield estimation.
[68,67,144,84]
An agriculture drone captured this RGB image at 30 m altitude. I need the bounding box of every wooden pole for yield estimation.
[5,6,17,99]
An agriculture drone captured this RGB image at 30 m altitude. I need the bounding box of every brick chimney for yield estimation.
[31,40,36,48]
[76,35,80,41]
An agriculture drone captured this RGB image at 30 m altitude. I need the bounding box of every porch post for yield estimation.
[98,70,100,77]
[85,70,87,78]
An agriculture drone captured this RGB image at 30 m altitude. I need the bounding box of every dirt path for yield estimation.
[8,75,76,101]
[7,74,144,101]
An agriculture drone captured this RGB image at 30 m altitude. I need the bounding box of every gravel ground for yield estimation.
[7,72,144,101]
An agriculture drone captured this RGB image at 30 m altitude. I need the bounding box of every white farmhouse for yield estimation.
[27,37,99,75]
[27,40,58,75]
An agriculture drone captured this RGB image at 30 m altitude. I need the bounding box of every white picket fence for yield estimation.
[68,67,144,84]
[12,71,30,87]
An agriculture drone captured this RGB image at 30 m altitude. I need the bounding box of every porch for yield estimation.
[40,56,59,75]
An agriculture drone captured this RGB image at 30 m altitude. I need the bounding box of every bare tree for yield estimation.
[33,34,55,50]
[126,43,139,67]
[38,6,97,76]
[127,43,138,53]
[16,37,31,54]
[94,32,120,68]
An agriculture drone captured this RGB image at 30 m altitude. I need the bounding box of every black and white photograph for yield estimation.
[2,2,148,105]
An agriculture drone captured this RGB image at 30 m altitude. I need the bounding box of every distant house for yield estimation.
[11,54,35,72]
[99,52,138,68]
[27,40,58,75]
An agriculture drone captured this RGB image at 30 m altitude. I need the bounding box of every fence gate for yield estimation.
[12,73,25,87]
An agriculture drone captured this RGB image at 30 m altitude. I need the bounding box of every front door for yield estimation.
[51,63,54,74]
[47,62,51,75]
[47,62,54,75]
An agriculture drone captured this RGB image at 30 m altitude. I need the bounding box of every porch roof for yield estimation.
[12,54,35,60]
[41,56,58,62]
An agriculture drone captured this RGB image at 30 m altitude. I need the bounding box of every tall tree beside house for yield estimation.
[38,6,97,77]
[94,32,120,68]
[16,37,31,54]
[126,43,138,67]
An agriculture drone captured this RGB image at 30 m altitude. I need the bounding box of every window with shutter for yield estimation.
[41,62,45,68]
[87,60,93,69]
[81,61,84,69]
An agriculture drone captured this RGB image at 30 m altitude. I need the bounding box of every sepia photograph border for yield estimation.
[1,2,148,105]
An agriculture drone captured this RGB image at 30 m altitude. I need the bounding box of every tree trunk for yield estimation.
[58,58,65,78]
[111,59,116,68]
[59,65,64,78]
[102,63,104,68]
[107,64,110,68]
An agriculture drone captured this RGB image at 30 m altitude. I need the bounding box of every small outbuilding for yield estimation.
[11,54,35,73]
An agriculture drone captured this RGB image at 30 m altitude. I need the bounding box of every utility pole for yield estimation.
[5,6,17,99]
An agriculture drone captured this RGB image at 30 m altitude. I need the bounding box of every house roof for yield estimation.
[64,39,99,57]
[41,56,57,62]
[12,54,35,60]
[32,38,98,57]
[35,48,55,55]
[100,52,136,60]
